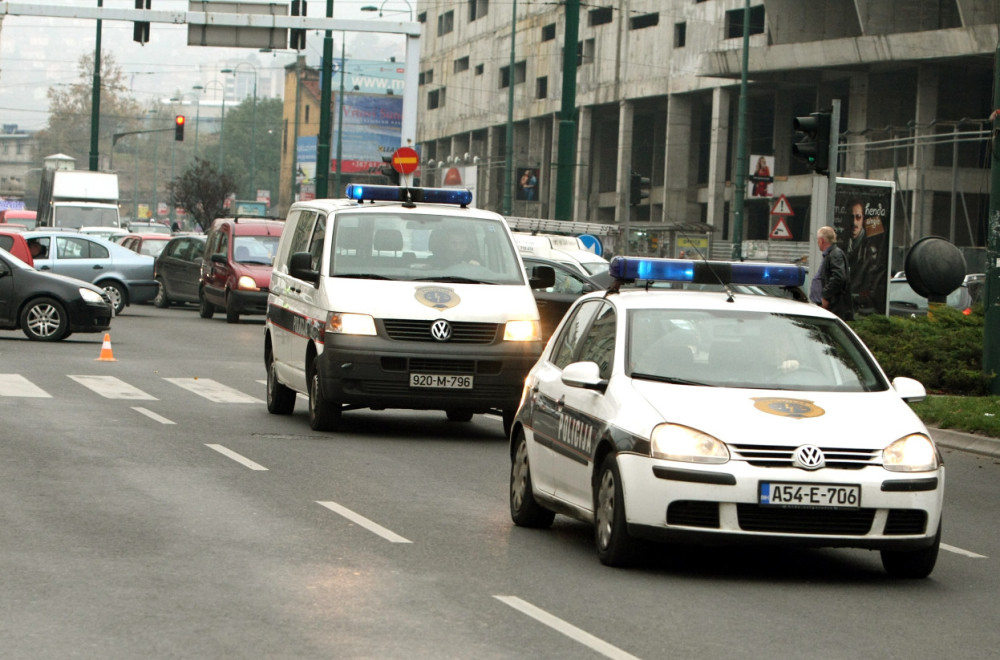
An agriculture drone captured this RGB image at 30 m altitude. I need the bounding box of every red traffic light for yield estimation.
[174,115,186,141]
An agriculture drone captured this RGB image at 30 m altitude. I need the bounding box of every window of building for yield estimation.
[499,61,527,88]
[726,5,765,39]
[575,39,595,66]
[468,0,488,21]
[437,10,454,36]
[674,22,686,47]
[428,88,445,110]
[630,12,658,30]
[536,76,547,99]
[417,12,426,23]
[542,23,556,41]
[424,69,434,85]
[305,105,310,124]
[588,7,613,27]
[475,63,484,75]
[454,56,470,73]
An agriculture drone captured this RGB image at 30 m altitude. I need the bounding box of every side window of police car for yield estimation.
[576,303,616,380]
[551,300,603,369]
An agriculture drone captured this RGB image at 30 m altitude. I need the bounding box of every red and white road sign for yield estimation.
[770,194,794,216]
[391,147,420,175]
[770,217,794,240]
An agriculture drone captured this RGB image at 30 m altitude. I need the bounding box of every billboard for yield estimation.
[833,178,895,316]
[328,60,407,174]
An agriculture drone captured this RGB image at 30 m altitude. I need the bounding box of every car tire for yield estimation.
[266,353,296,415]
[20,297,69,341]
[102,281,127,315]
[198,291,215,319]
[446,410,474,422]
[595,453,637,567]
[509,430,555,528]
[502,409,516,439]
[308,367,341,431]
[153,278,170,308]
[881,522,941,579]
[225,293,239,324]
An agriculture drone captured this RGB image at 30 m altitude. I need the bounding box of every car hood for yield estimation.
[21,266,106,295]
[235,263,273,287]
[627,379,928,450]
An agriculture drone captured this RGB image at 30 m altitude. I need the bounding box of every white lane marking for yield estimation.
[316,501,412,544]
[164,377,263,403]
[0,374,51,397]
[132,406,175,424]
[206,444,268,471]
[942,543,988,559]
[69,375,156,400]
[494,595,641,660]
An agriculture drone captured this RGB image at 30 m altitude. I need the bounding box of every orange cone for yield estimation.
[96,333,117,362]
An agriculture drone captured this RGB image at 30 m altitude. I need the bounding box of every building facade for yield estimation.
[413,0,997,267]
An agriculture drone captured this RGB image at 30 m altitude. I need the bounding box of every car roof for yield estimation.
[124,233,171,240]
[291,197,506,221]
[212,217,285,235]
[587,286,836,318]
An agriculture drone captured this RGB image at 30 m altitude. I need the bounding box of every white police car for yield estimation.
[509,256,944,578]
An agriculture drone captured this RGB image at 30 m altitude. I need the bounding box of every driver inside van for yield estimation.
[429,227,480,267]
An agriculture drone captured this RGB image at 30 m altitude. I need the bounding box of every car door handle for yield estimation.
[556,396,565,411]
[92,265,104,270]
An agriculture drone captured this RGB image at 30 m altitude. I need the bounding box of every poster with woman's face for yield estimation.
[748,154,774,198]
[516,167,540,201]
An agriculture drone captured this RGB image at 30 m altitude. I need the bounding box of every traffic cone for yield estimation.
[96,333,117,362]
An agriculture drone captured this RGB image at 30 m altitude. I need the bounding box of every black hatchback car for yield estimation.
[153,234,207,308]
[0,247,113,341]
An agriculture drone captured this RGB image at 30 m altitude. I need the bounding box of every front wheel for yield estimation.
[102,281,127,315]
[198,291,215,319]
[881,522,941,578]
[266,352,296,415]
[153,278,170,308]
[308,367,342,431]
[595,454,637,567]
[21,297,69,341]
[225,292,240,323]
[510,431,555,528]
[502,410,516,439]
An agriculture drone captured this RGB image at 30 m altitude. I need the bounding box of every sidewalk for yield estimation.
[930,426,1000,459]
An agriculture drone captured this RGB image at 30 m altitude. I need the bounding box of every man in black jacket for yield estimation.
[809,225,854,321]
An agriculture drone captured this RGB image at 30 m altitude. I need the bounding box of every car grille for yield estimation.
[737,504,875,535]
[380,358,504,375]
[730,443,879,469]
[382,319,500,343]
[352,381,513,398]
[884,509,927,535]
[667,501,721,528]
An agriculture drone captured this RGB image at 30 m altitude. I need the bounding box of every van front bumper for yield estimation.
[316,333,544,412]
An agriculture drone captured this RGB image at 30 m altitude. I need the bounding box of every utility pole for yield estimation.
[984,44,1000,392]
[502,0,516,216]
[554,0,579,220]
[89,0,103,172]
[316,0,334,199]
[731,0,750,259]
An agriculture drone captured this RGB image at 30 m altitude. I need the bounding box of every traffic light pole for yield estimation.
[731,0,750,260]
[984,44,1000,392]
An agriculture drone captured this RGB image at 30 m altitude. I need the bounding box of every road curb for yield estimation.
[929,426,1000,459]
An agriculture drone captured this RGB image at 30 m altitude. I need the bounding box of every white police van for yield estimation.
[511,256,944,577]
[265,184,553,434]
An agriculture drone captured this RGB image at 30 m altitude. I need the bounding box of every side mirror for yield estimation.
[892,376,926,403]
[289,251,319,285]
[211,253,226,264]
[561,361,608,393]
[529,265,555,290]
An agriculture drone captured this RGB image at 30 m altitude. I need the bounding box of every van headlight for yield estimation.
[650,423,730,464]
[882,434,938,472]
[237,275,259,291]
[326,312,377,336]
[79,288,104,304]
[503,320,540,341]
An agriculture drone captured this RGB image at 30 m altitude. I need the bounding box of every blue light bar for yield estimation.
[344,184,473,207]
[609,256,806,287]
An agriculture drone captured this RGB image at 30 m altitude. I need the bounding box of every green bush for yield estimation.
[849,306,994,396]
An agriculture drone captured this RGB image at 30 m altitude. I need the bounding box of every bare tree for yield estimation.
[168,159,235,231]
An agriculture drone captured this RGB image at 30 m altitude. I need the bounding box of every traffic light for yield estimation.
[290,0,307,50]
[792,111,832,174]
[133,0,150,44]
[174,115,185,141]
[629,171,650,206]
[380,154,400,185]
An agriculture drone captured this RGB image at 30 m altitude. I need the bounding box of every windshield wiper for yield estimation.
[412,276,495,284]
[631,372,709,386]
[334,273,393,280]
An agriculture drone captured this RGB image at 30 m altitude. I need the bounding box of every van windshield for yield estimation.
[53,206,119,229]
[329,212,525,285]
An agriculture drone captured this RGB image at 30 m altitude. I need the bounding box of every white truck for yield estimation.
[36,169,121,229]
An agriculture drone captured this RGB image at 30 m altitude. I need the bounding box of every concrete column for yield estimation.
[845,73,870,176]
[707,87,731,238]
[662,93,693,224]
[912,65,939,238]
[615,99,634,227]
[573,106,593,222]
[772,92,793,178]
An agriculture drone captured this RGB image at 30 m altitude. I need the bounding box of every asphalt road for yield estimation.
[1,305,999,659]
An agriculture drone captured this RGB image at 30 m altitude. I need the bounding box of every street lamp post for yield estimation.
[360,0,413,19]
[222,63,259,201]
[191,85,203,159]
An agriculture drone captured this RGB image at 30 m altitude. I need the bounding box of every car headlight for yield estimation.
[882,434,938,472]
[237,275,259,291]
[650,423,730,464]
[79,287,104,304]
[326,312,377,336]
[503,320,540,342]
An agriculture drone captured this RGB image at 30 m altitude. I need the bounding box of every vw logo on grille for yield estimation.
[430,319,453,341]
[792,444,826,470]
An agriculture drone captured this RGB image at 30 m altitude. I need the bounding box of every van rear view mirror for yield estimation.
[289,251,319,285]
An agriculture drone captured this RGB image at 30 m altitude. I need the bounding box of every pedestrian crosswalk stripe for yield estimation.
[164,377,263,403]
[0,374,51,398]
[69,375,157,400]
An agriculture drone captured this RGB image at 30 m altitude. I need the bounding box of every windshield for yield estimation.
[329,212,524,285]
[53,206,119,229]
[234,235,279,265]
[627,308,887,392]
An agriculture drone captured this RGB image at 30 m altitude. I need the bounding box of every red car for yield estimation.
[0,228,35,266]
[119,233,171,258]
[199,217,284,323]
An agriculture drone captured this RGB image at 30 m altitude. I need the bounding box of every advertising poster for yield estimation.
[516,167,539,201]
[748,154,774,198]
[327,60,407,174]
[833,178,895,316]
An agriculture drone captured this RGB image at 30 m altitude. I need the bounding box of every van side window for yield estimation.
[308,214,326,271]
[286,210,313,263]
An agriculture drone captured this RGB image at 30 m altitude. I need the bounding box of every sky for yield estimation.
[0,0,411,131]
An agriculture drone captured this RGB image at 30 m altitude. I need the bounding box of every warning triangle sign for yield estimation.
[770,194,794,216]
[770,217,794,240]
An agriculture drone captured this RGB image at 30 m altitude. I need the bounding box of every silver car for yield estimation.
[23,230,157,314]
